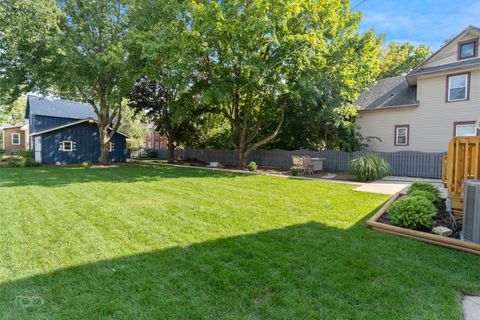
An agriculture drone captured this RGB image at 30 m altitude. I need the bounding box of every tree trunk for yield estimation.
[99,125,110,165]
[167,139,175,164]
[100,143,110,165]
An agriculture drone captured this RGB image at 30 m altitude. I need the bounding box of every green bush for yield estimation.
[408,190,439,204]
[24,157,41,167]
[351,155,390,182]
[388,196,437,229]
[407,182,440,199]
[82,161,90,168]
[291,166,299,176]
[17,150,34,159]
[247,161,257,172]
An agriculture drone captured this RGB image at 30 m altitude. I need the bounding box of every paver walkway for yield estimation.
[463,296,480,320]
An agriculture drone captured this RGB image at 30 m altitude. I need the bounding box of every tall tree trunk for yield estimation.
[167,138,175,164]
[237,146,247,170]
[99,125,110,165]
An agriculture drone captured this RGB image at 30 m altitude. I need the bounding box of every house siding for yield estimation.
[3,127,28,153]
[40,122,127,165]
[30,114,78,133]
[357,69,480,152]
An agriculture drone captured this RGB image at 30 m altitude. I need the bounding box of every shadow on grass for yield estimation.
[2,218,479,319]
[0,164,250,189]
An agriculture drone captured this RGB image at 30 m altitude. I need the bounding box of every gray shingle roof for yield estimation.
[409,57,480,76]
[26,95,98,120]
[355,76,418,111]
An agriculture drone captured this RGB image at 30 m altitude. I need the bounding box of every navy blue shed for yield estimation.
[26,96,129,165]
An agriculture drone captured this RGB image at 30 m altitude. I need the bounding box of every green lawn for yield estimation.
[0,165,478,319]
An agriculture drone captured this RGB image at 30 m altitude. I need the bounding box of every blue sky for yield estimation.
[356,0,480,50]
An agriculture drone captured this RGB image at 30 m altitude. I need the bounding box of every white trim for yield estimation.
[62,141,73,152]
[30,117,129,138]
[448,74,468,102]
[395,127,408,146]
[11,133,20,145]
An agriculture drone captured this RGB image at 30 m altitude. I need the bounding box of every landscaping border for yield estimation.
[367,193,480,255]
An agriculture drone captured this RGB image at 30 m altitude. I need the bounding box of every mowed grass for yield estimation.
[0,165,479,319]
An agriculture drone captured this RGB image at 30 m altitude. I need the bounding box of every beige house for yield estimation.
[356,26,480,153]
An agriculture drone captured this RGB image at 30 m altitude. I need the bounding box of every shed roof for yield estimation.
[355,76,418,111]
[26,95,98,120]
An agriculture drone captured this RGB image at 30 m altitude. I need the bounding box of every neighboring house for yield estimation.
[356,26,480,153]
[1,124,29,154]
[25,95,129,165]
[145,131,168,149]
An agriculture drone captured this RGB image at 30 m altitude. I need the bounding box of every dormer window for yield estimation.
[458,39,478,59]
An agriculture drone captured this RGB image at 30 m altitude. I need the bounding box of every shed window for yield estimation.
[395,125,409,146]
[459,40,477,59]
[447,74,469,101]
[62,141,73,152]
[109,142,115,152]
[11,133,20,145]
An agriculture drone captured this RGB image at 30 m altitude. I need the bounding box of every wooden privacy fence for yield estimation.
[133,148,447,179]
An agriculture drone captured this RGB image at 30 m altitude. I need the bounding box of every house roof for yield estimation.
[0,124,28,130]
[409,57,480,77]
[25,95,98,120]
[30,118,129,138]
[355,76,418,111]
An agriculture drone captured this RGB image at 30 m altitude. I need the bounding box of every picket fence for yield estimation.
[133,148,447,179]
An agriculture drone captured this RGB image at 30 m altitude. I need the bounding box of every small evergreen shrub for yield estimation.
[82,161,90,168]
[247,161,257,172]
[291,166,299,176]
[351,155,390,182]
[407,182,440,199]
[388,196,437,229]
[408,190,438,204]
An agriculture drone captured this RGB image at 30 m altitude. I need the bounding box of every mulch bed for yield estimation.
[378,197,461,239]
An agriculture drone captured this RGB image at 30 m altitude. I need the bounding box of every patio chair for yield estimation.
[302,156,314,175]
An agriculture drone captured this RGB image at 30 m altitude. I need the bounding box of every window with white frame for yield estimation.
[395,125,409,146]
[11,133,20,145]
[447,74,469,101]
[62,141,73,152]
[109,142,115,152]
[455,123,478,136]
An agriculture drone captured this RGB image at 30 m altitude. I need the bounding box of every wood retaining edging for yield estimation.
[367,193,480,255]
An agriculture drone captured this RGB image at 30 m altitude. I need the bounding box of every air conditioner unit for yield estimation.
[462,181,480,243]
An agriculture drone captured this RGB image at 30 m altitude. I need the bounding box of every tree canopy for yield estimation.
[149,0,381,167]
[377,42,431,79]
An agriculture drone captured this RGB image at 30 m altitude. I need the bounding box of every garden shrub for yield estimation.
[17,150,34,159]
[247,161,257,172]
[82,161,90,168]
[291,166,299,176]
[407,182,440,199]
[351,155,390,182]
[388,196,437,229]
[408,190,439,204]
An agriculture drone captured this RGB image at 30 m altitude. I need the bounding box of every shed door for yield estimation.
[34,136,42,163]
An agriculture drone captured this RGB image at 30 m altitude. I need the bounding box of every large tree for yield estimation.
[0,0,133,164]
[185,0,380,168]
[128,78,207,163]
[378,42,431,79]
